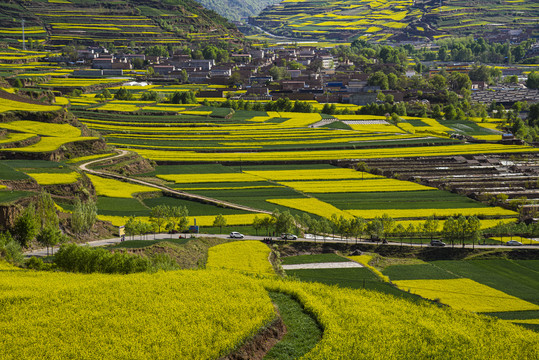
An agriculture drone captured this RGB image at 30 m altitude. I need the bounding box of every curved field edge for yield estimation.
[261,279,539,359]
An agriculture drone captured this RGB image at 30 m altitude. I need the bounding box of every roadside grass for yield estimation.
[264,292,322,360]
[107,238,191,249]
[286,267,422,300]
[281,253,349,265]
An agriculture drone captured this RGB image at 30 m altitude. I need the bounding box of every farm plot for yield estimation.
[0,270,276,360]
[394,278,539,313]
[207,241,275,276]
[0,120,97,153]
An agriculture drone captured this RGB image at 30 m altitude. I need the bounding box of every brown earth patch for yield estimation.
[220,315,287,360]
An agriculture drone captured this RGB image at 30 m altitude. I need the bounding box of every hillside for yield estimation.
[250,0,539,43]
[0,0,243,48]
[193,0,280,21]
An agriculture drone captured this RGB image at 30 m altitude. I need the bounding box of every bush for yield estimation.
[0,232,23,265]
[55,243,150,274]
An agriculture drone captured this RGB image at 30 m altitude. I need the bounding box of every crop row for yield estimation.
[131,143,539,162]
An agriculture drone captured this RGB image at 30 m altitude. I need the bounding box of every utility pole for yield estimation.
[21,19,25,50]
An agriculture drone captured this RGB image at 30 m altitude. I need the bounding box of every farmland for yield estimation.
[251,0,539,42]
[1,241,538,358]
[0,0,242,47]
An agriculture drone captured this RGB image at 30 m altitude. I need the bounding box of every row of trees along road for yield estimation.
[253,212,484,248]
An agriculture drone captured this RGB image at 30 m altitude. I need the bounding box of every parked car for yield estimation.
[506,240,523,246]
[229,232,244,239]
[281,233,297,240]
[430,240,446,247]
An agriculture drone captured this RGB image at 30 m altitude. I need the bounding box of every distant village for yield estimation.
[44,43,539,109]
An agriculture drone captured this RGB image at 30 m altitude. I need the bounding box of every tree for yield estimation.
[442,216,458,247]
[465,216,481,247]
[37,225,67,256]
[213,214,227,233]
[261,216,275,236]
[422,216,439,242]
[36,191,58,230]
[0,231,23,265]
[252,216,263,236]
[114,87,134,100]
[71,197,97,234]
[167,206,188,233]
[149,205,169,233]
[13,204,38,248]
[272,210,295,234]
[394,223,406,247]
[526,71,539,90]
[368,71,389,90]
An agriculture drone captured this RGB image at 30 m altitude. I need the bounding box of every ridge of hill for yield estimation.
[250,0,539,43]
[193,0,280,21]
[0,0,243,48]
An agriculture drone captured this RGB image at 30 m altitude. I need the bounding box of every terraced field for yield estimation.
[251,0,539,42]
[0,0,241,48]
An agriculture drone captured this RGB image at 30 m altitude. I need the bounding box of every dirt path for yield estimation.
[78,150,272,215]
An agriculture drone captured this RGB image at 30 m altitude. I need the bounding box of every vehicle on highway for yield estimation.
[430,240,446,247]
[281,233,297,240]
[229,232,244,239]
[506,240,523,246]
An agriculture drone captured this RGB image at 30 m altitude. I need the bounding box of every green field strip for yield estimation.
[139,164,238,176]
[481,310,539,321]
[96,197,150,217]
[281,254,350,265]
[286,268,421,300]
[0,163,29,180]
[3,160,65,169]
[0,191,34,204]
[264,292,322,360]
[383,264,459,281]
[316,190,485,210]
[432,260,539,305]
[142,196,251,216]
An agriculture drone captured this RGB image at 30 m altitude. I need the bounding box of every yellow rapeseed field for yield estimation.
[87,174,157,198]
[347,207,517,219]
[279,179,435,193]
[266,198,353,219]
[0,270,275,359]
[244,168,380,181]
[207,241,275,276]
[263,279,539,359]
[0,120,80,137]
[0,99,61,113]
[65,153,116,164]
[28,171,80,185]
[394,278,539,313]
[131,143,539,162]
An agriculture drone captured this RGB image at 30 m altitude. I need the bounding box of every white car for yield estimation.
[281,233,298,240]
[506,240,522,246]
[229,232,244,239]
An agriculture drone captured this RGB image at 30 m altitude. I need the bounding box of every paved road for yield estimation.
[24,232,538,257]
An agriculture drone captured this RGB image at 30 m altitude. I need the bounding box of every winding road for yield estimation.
[78,149,272,215]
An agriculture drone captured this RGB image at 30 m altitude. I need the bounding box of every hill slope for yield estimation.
[0,0,242,47]
[250,0,539,43]
[193,0,280,21]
